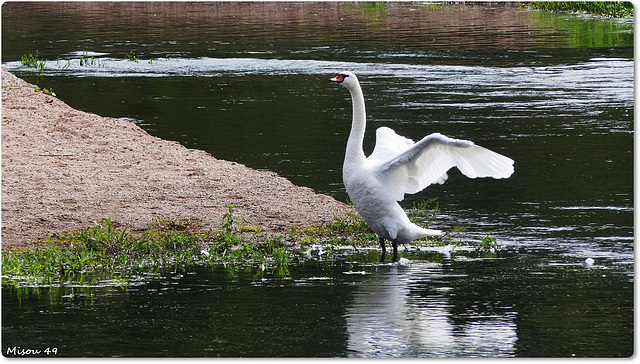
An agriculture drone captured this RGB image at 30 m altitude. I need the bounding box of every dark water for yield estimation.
[2,251,634,357]
[1,2,634,358]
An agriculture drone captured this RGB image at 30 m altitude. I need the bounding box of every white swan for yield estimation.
[330,71,514,262]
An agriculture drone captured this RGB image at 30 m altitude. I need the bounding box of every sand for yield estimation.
[1,69,351,249]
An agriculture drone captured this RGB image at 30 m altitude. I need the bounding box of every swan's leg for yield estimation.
[379,237,386,262]
[391,240,399,262]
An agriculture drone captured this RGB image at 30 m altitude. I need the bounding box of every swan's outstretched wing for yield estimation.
[368,127,415,162]
[374,132,514,202]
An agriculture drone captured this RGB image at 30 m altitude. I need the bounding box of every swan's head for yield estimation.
[330,71,359,90]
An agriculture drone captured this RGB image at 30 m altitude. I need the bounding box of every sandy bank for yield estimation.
[1,69,351,249]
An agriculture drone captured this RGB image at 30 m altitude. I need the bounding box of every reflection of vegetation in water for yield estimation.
[358,1,387,19]
[341,1,388,24]
[526,7,633,49]
[527,1,634,18]
[4,283,99,309]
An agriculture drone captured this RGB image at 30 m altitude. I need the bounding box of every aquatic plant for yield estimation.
[20,51,47,73]
[1,218,205,285]
[270,247,290,277]
[292,211,377,252]
[477,233,500,255]
[2,208,488,287]
[442,224,465,249]
[407,198,439,227]
[79,51,97,66]
[126,50,139,63]
[526,1,634,18]
[296,211,371,237]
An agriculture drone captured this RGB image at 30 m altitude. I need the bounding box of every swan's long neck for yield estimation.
[344,84,367,166]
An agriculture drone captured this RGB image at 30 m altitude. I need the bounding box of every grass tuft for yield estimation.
[20,51,47,73]
[407,198,439,226]
[126,50,139,63]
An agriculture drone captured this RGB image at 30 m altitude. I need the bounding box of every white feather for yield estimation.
[374,132,514,202]
[331,71,514,257]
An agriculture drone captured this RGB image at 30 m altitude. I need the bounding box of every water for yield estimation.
[2,250,633,357]
[1,2,633,357]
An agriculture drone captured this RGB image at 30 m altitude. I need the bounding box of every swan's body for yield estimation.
[330,71,514,262]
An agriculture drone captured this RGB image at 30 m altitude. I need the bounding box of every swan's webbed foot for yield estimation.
[379,237,386,262]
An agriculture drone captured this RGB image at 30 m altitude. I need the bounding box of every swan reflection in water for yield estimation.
[345,263,517,358]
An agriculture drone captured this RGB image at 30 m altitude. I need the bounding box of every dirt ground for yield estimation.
[1,69,351,249]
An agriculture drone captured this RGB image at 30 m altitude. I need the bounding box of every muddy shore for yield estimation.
[1,69,351,249]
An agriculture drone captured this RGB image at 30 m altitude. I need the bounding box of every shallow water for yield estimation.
[1,2,634,358]
[2,249,633,358]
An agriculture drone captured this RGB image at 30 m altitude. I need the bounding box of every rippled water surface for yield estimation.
[1,2,633,358]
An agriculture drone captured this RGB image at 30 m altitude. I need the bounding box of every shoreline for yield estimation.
[1,69,352,249]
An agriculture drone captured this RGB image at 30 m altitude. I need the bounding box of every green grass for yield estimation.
[407,198,439,226]
[34,86,56,96]
[290,211,378,250]
[1,210,377,285]
[79,51,97,67]
[126,50,139,63]
[20,51,47,73]
[1,218,206,285]
[526,1,634,18]
[2,204,500,286]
